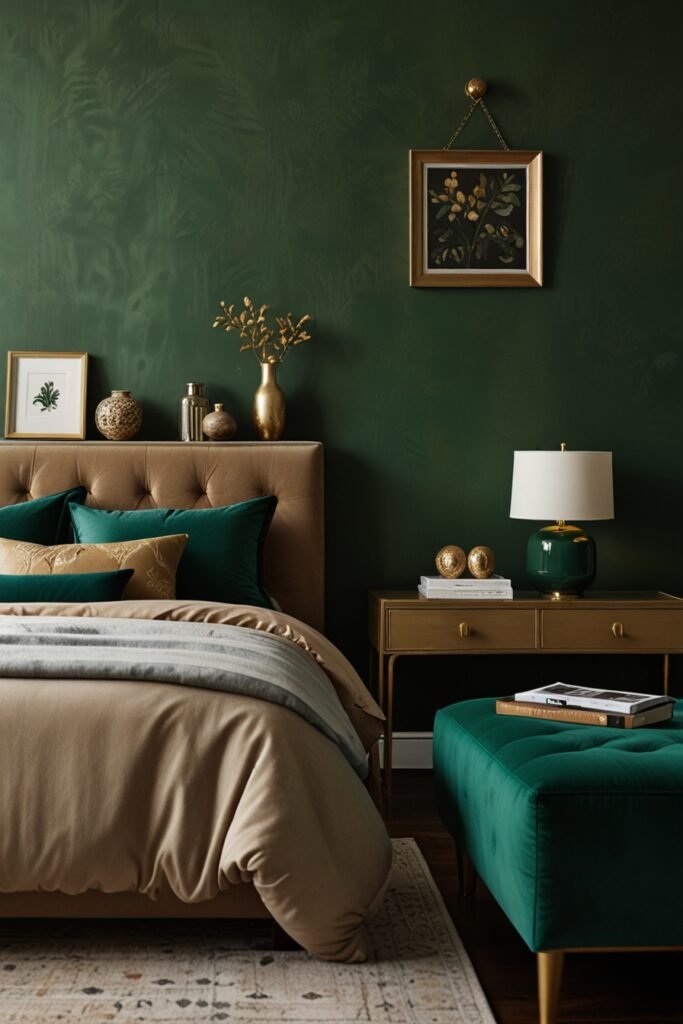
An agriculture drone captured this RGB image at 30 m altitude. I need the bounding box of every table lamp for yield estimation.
[510,444,614,598]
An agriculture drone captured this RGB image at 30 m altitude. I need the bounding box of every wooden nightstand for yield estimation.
[368,590,683,794]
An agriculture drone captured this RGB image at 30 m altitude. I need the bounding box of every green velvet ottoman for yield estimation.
[434,697,683,1024]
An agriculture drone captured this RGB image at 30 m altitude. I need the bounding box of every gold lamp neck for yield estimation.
[558,446,567,524]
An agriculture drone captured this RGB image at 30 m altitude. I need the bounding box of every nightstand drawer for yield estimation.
[542,609,683,651]
[386,609,536,651]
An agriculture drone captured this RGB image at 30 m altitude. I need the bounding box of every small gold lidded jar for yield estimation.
[202,403,236,441]
[95,390,143,441]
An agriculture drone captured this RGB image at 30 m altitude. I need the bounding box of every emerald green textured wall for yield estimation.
[1,1,682,723]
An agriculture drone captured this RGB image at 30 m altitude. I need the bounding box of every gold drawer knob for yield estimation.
[611,621,624,638]
[459,622,471,638]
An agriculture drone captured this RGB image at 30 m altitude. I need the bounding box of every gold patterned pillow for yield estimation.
[0,534,188,600]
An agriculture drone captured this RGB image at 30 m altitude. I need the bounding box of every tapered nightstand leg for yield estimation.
[383,654,398,799]
[368,648,377,701]
[663,654,670,696]
[376,651,385,715]
[537,950,564,1024]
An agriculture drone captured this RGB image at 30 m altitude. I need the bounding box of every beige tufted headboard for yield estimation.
[0,441,324,632]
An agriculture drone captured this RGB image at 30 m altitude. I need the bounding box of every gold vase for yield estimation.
[253,361,285,441]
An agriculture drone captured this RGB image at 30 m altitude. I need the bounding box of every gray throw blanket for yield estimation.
[0,616,368,778]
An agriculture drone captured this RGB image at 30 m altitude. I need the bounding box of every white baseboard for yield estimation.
[378,731,433,770]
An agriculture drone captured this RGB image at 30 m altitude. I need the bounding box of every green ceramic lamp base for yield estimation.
[526,523,596,598]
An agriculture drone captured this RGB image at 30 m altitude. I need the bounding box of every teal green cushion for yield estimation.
[69,496,276,608]
[0,569,134,602]
[434,697,683,951]
[0,487,86,544]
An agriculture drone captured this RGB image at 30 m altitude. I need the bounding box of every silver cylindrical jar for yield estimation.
[179,382,210,441]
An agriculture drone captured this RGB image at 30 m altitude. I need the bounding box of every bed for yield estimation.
[0,441,391,963]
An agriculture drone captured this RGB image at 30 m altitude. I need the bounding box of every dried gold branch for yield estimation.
[212,296,313,364]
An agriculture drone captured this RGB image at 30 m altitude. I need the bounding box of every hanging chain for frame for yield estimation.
[443,90,510,151]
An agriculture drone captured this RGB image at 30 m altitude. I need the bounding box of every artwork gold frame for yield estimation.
[5,351,88,440]
[410,149,543,287]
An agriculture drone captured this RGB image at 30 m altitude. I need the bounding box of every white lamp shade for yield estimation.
[510,450,614,522]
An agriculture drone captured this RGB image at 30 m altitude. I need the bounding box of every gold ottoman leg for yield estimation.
[537,950,565,1024]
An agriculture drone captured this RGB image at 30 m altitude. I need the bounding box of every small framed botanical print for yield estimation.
[409,149,543,287]
[5,351,88,439]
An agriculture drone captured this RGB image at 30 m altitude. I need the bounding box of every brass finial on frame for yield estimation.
[465,77,487,101]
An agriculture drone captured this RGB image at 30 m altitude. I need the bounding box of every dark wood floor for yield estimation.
[386,771,681,1024]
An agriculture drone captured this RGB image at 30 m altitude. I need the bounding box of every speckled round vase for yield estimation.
[95,390,143,441]
[202,403,236,440]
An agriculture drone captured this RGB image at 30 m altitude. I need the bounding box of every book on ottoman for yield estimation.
[513,682,674,715]
[496,697,674,729]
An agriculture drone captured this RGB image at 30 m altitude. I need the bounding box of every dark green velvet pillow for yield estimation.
[0,569,134,603]
[0,487,86,544]
[69,496,277,608]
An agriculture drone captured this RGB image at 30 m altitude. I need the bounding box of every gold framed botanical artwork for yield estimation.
[409,149,543,287]
[5,351,88,439]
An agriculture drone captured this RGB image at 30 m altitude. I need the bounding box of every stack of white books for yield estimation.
[418,575,513,600]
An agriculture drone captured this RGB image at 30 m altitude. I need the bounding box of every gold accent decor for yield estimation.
[611,621,624,638]
[443,78,509,152]
[95,390,142,441]
[537,950,565,1024]
[212,296,312,365]
[212,296,312,442]
[179,382,210,442]
[459,622,470,638]
[411,78,541,287]
[465,77,487,101]
[467,545,495,578]
[253,361,285,441]
[202,403,236,441]
[409,149,543,288]
[435,545,466,579]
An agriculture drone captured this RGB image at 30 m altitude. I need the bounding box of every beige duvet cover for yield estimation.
[0,601,392,962]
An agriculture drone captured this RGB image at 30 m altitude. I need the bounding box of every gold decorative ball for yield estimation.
[435,545,466,579]
[467,545,496,579]
[465,77,487,101]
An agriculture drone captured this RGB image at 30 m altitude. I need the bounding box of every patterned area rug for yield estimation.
[0,838,495,1023]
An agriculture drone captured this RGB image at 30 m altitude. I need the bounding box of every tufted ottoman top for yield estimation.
[439,696,683,794]
[434,697,683,951]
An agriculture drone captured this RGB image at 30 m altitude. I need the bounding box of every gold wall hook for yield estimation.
[465,78,487,101]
